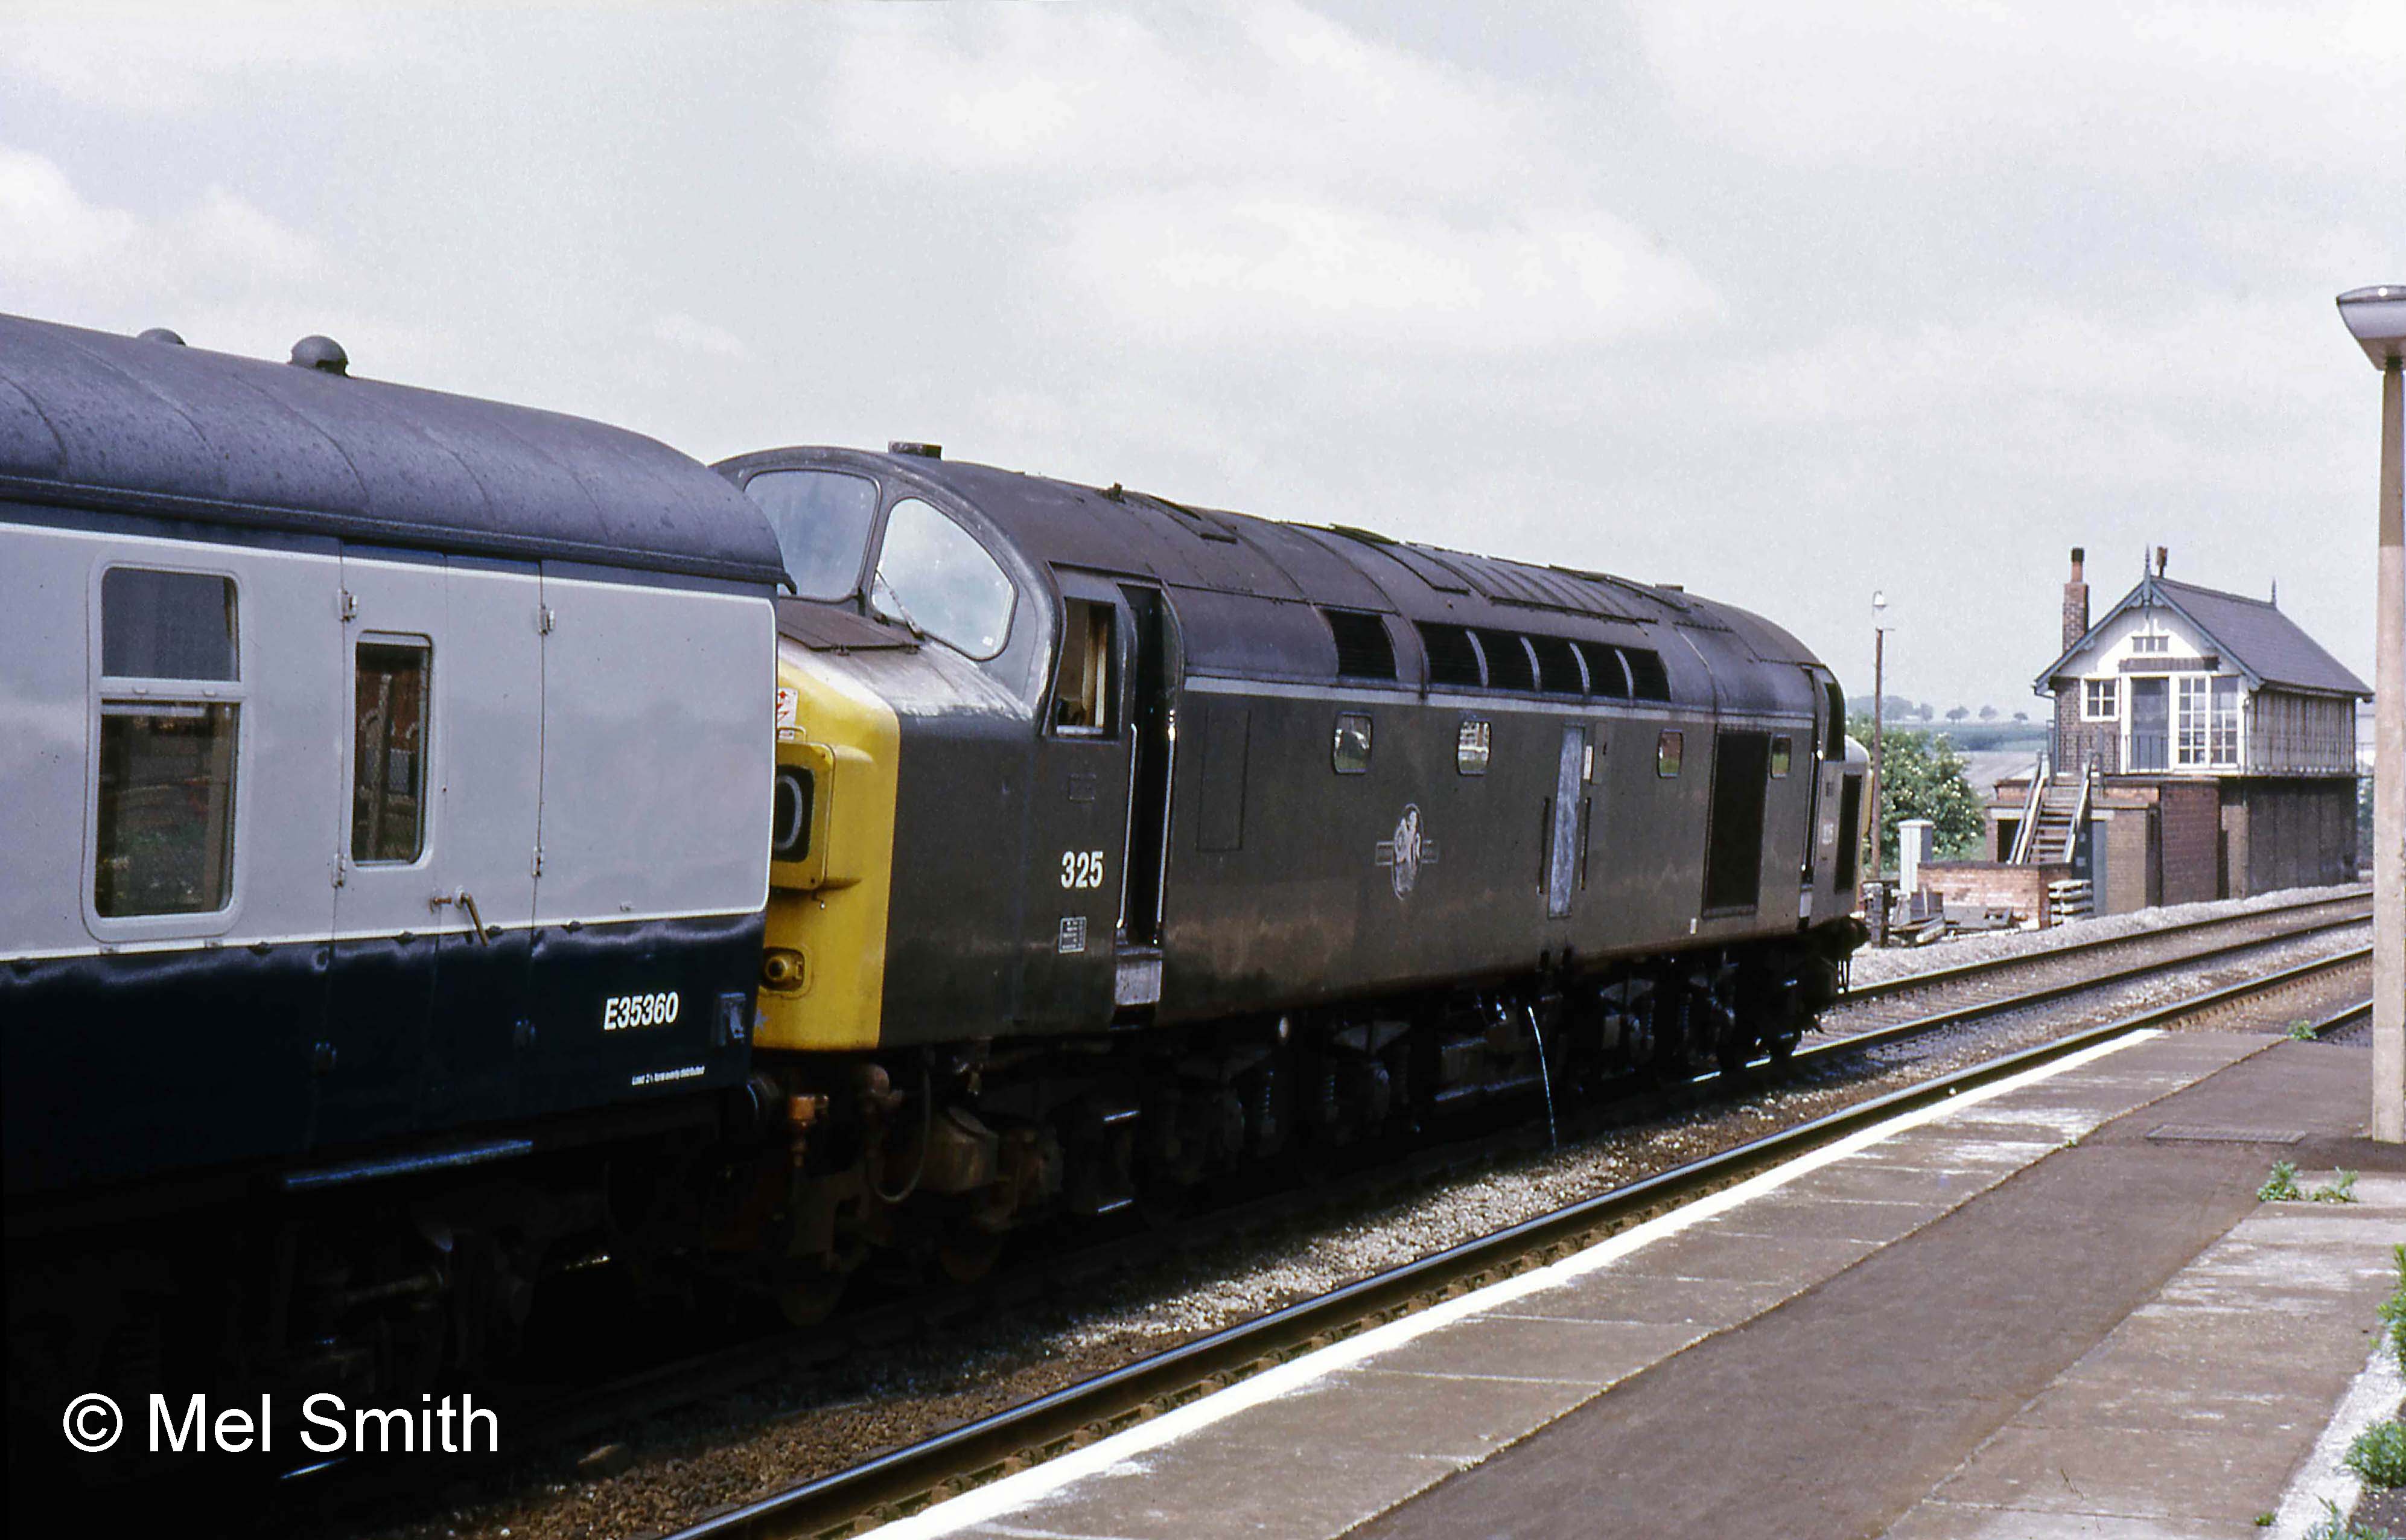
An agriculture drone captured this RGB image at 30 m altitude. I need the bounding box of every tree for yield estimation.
[1978,704,1997,721]
[2013,710,2028,723]
[1915,702,1934,721]
[1946,705,1970,723]
[1850,715,1987,864]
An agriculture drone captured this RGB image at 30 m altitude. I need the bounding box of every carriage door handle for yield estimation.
[430,887,492,944]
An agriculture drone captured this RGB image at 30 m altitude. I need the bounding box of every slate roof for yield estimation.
[0,312,789,588]
[2035,574,2372,698]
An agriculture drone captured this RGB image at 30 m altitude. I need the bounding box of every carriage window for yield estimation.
[352,641,430,863]
[1053,599,1114,733]
[1657,729,1684,777]
[102,568,237,680]
[873,498,1016,660]
[94,567,241,917]
[1770,736,1793,777]
[743,469,880,601]
[1333,712,1373,774]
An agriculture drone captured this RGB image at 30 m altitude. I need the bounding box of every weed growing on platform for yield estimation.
[2259,1161,2303,1201]
[2381,1244,2405,1372]
[2290,1019,2322,1040]
[2311,1170,2362,1204]
[2347,1421,2406,1488]
[2304,1497,2401,1540]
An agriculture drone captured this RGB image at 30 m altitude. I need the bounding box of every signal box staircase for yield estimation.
[2008,757,2095,923]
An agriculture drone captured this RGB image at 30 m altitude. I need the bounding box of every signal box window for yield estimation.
[352,640,430,864]
[1052,599,1115,733]
[2083,679,2118,719]
[1332,712,1372,774]
[94,567,241,917]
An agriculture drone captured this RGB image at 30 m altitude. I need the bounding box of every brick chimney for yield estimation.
[2063,547,2089,652]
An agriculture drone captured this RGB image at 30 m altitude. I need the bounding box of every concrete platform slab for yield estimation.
[878,1029,2399,1540]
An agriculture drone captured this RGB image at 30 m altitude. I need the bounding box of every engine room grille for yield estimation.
[1322,609,1398,680]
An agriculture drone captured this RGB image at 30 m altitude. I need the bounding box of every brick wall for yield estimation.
[1917,861,2081,924]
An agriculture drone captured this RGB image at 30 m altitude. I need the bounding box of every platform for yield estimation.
[879,1026,2405,1540]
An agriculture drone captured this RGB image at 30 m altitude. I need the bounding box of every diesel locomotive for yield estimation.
[721,444,1867,1304]
[2,311,1865,1430]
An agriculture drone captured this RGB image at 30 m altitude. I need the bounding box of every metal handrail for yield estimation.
[2008,749,2048,864]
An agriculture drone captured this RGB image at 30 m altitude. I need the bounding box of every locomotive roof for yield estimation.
[723,447,1828,684]
[0,313,788,588]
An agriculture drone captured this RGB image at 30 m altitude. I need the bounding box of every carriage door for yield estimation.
[1030,572,1138,1028]
[1115,584,1177,975]
[323,549,448,1144]
[1545,725,1591,919]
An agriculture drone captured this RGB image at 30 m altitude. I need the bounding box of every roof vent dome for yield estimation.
[888,441,941,459]
[137,327,186,346]
[290,336,349,375]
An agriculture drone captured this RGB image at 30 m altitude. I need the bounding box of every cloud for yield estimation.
[651,311,749,359]
[1062,190,1721,351]
[0,1,395,112]
[1628,0,2406,173]
[0,147,322,340]
[812,3,1721,354]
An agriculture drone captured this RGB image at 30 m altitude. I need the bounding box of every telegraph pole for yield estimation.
[1867,591,1891,915]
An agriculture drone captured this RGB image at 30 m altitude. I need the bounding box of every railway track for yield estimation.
[667,930,2376,1540]
[264,891,2371,1535]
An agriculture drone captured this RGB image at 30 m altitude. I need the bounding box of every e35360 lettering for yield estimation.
[602,991,680,1031]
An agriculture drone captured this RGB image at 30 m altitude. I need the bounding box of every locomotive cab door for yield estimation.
[1023,571,1148,1029]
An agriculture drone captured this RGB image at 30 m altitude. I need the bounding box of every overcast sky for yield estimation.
[4,2,2398,716]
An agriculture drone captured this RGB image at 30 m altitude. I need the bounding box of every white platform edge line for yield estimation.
[864,1029,2165,1538]
[2272,1338,2406,1540]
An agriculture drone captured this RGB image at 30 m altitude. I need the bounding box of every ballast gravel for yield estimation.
[340,891,2373,1540]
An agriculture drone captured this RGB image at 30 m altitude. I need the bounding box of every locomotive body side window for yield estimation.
[1769,736,1793,778]
[93,568,242,917]
[1332,712,1372,774]
[873,498,1016,660]
[352,640,431,864]
[1053,599,1114,733]
[1456,718,1491,775]
[742,469,880,601]
[1656,728,1683,777]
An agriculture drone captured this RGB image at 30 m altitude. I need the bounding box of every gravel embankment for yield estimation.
[1845,882,2363,988]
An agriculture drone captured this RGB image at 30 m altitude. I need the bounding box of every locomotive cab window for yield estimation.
[93,567,242,918]
[742,469,881,601]
[1053,599,1115,733]
[1332,712,1372,774]
[1769,736,1793,778]
[873,498,1015,660]
[351,640,430,864]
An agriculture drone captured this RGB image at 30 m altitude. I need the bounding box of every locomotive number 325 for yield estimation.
[1060,850,1106,889]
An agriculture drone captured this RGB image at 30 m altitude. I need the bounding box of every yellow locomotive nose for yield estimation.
[757,657,899,1052]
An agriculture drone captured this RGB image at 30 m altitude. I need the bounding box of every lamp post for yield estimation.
[2337,284,2406,1144]
[1868,591,1892,912]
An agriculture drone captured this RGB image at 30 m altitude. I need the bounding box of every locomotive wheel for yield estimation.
[1764,1028,1800,1066]
[936,1227,1005,1284]
[777,1264,850,1326]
